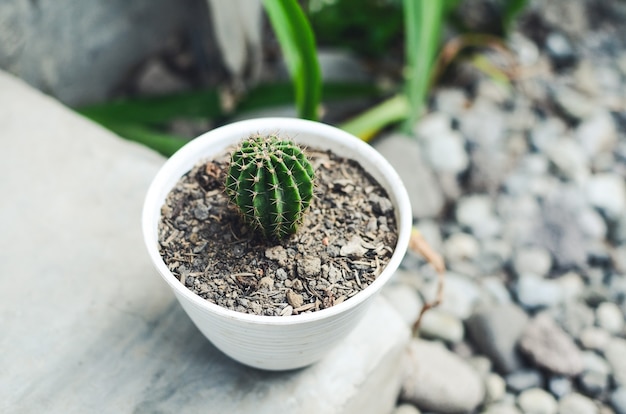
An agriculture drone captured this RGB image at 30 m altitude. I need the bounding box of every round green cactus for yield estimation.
[225,134,315,240]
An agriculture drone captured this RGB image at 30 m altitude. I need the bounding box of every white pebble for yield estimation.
[596,302,624,334]
[517,388,558,414]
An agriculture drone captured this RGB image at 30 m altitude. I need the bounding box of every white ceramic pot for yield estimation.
[142,118,412,370]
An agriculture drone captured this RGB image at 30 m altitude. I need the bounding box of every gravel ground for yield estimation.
[376,1,626,413]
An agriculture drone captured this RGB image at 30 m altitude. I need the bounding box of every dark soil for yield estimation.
[158,146,398,316]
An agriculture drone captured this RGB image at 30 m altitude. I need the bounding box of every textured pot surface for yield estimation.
[142,118,412,370]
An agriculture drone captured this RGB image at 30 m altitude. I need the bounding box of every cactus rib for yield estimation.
[225,134,314,240]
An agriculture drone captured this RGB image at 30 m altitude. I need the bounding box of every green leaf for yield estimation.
[104,123,189,157]
[403,0,446,131]
[339,94,409,142]
[263,0,322,120]
[77,90,221,125]
[501,0,528,33]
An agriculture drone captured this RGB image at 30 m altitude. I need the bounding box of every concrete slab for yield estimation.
[0,71,409,413]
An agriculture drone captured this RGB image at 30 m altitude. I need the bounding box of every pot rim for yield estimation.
[142,117,412,326]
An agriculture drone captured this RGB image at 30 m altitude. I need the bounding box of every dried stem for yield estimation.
[409,228,446,335]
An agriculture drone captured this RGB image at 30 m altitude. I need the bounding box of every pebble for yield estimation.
[506,369,544,393]
[582,351,611,376]
[552,86,597,120]
[456,195,500,238]
[611,387,626,414]
[596,302,624,334]
[512,247,553,277]
[401,340,485,413]
[578,370,609,398]
[515,274,564,310]
[339,235,368,258]
[578,208,608,240]
[586,174,626,220]
[579,327,612,352]
[545,32,577,69]
[373,133,445,219]
[382,283,423,326]
[421,272,481,320]
[518,313,584,376]
[481,275,513,305]
[486,373,507,403]
[576,110,617,158]
[467,304,529,374]
[418,309,464,344]
[423,130,469,174]
[297,256,321,277]
[483,402,523,414]
[558,392,599,414]
[551,301,596,338]
[605,338,626,387]
[392,404,421,414]
[517,387,558,414]
[443,232,480,262]
[547,138,589,182]
[548,376,572,399]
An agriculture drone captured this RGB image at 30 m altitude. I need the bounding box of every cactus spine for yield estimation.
[225,134,315,240]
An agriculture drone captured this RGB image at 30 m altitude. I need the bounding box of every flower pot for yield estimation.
[142,117,412,370]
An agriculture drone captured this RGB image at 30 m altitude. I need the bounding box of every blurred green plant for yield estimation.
[77,0,529,154]
[77,82,380,156]
[263,0,321,120]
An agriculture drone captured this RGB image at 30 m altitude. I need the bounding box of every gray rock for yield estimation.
[579,327,612,352]
[517,388,558,414]
[382,283,424,327]
[558,393,599,414]
[466,304,528,374]
[513,247,553,278]
[506,369,544,393]
[582,351,611,376]
[456,195,501,239]
[418,309,464,344]
[531,118,567,153]
[518,313,584,376]
[481,276,513,305]
[434,88,468,117]
[0,0,197,105]
[596,302,624,335]
[552,86,596,120]
[485,373,507,403]
[605,338,626,387]
[401,340,485,413]
[534,197,587,268]
[480,239,513,275]
[0,71,411,414]
[586,174,626,220]
[578,208,608,240]
[443,232,480,263]
[510,33,540,66]
[546,138,589,182]
[576,111,617,158]
[545,32,577,69]
[423,130,469,174]
[578,370,609,398]
[421,272,481,320]
[551,301,595,338]
[548,376,572,399]
[392,404,422,414]
[373,134,445,219]
[515,274,564,310]
[611,387,626,414]
[483,402,523,414]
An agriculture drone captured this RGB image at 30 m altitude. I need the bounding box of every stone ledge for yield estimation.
[0,71,409,414]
